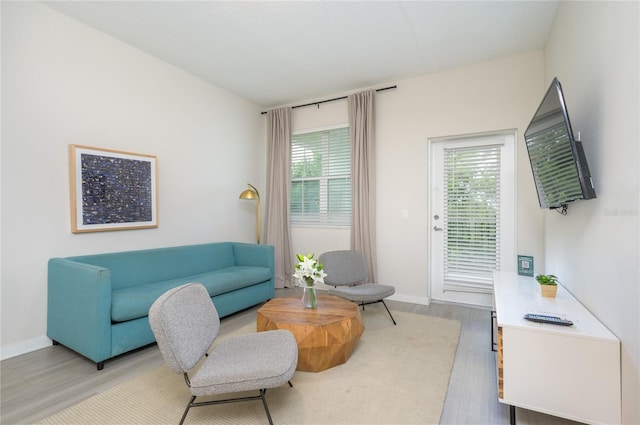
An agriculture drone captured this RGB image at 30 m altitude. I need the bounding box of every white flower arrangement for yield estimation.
[293,253,327,287]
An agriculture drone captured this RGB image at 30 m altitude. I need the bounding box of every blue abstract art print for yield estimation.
[70,145,158,233]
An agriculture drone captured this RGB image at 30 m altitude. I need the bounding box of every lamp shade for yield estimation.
[239,188,259,200]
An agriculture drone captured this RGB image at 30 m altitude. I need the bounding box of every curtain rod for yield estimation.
[260,85,397,115]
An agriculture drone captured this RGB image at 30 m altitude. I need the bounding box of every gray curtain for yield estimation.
[264,107,294,288]
[348,89,377,282]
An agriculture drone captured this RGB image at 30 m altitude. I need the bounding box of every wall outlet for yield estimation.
[517,255,534,277]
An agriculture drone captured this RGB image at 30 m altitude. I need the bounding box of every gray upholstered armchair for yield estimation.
[149,283,298,425]
[319,250,397,325]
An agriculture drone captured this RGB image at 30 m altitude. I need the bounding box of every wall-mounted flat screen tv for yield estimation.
[524,77,596,210]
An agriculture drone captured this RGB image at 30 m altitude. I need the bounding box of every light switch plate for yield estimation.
[517,255,534,277]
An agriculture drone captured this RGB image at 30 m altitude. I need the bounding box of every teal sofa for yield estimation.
[47,242,274,370]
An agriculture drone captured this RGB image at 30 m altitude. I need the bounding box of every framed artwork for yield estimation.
[69,145,158,233]
[517,255,534,277]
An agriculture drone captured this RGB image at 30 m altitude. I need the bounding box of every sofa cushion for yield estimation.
[71,243,238,290]
[111,266,271,322]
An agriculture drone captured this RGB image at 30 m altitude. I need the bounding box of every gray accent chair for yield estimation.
[319,250,397,325]
[149,283,298,425]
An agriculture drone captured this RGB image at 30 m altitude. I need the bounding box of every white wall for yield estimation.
[544,2,639,423]
[0,2,264,358]
[290,51,546,304]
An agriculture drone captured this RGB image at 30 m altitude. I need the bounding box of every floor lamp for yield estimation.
[239,183,261,244]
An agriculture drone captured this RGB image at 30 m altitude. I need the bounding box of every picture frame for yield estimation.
[69,145,158,233]
[517,255,534,277]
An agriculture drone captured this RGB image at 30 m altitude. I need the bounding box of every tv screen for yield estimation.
[524,77,596,210]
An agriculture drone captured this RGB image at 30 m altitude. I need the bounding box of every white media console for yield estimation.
[492,271,621,425]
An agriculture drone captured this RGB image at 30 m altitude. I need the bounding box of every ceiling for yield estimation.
[44,1,559,108]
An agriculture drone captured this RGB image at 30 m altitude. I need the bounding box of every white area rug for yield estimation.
[38,309,461,425]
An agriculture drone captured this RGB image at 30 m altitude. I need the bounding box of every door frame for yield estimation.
[427,129,517,307]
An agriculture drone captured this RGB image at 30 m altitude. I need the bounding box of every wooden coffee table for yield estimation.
[256,295,365,372]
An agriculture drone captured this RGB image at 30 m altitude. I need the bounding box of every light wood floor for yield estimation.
[1,288,582,424]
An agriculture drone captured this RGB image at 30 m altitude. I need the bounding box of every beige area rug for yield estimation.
[38,309,461,425]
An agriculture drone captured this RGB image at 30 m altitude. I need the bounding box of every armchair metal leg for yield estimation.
[260,389,274,425]
[179,386,294,425]
[381,300,397,325]
[179,395,195,425]
[358,300,397,325]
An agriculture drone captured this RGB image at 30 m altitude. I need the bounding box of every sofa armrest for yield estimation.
[232,243,275,298]
[47,258,112,363]
[231,243,275,271]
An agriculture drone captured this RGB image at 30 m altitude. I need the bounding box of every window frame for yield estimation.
[290,124,351,228]
[427,129,516,306]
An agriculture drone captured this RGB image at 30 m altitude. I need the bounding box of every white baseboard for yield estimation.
[1,335,51,361]
[388,293,431,306]
[430,297,493,310]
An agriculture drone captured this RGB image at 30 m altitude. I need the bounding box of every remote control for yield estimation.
[523,313,573,326]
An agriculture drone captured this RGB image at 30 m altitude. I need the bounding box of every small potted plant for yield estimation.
[535,274,559,298]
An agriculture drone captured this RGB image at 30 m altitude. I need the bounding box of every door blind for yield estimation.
[443,144,501,292]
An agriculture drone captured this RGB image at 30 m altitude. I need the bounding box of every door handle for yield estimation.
[433,226,443,231]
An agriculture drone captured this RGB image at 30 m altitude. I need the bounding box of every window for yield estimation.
[291,126,350,226]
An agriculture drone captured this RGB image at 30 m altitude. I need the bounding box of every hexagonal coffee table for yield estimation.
[256,295,365,372]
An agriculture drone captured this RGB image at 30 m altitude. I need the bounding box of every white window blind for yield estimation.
[291,126,351,226]
[443,144,501,292]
